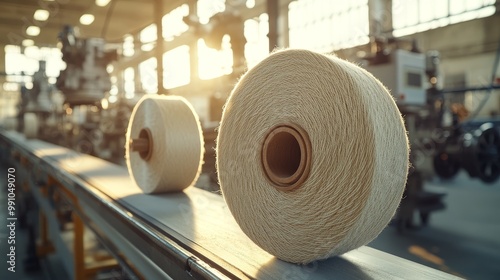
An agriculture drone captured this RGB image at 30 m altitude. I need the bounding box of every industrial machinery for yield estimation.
[363,44,445,229]
[425,45,500,184]
[183,2,247,75]
[14,61,66,142]
[434,119,500,183]
[362,38,500,230]
[56,25,117,106]
[365,48,427,106]
[26,61,53,113]
[4,25,134,163]
[53,26,131,163]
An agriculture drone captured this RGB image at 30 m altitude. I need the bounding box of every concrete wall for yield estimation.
[405,13,500,59]
[441,52,500,116]
[401,12,500,116]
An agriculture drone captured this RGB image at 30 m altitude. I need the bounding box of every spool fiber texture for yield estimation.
[217,49,409,264]
[126,95,204,193]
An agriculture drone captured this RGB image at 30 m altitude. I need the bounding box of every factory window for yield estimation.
[4,45,64,82]
[198,35,233,80]
[4,45,25,79]
[163,4,190,41]
[139,57,157,94]
[164,45,190,89]
[392,0,497,37]
[45,48,65,78]
[244,13,269,68]
[123,35,135,57]
[140,24,157,44]
[124,67,135,98]
[197,0,225,24]
[20,46,39,75]
[288,0,369,52]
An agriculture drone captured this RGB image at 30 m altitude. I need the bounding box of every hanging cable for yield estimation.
[101,0,117,38]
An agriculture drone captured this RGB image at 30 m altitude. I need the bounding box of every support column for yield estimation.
[155,0,165,94]
[0,43,6,82]
[368,0,393,37]
[267,0,279,52]
[37,212,54,256]
[116,71,124,98]
[73,212,85,280]
[37,180,54,257]
[277,0,291,48]
[133,33,143,94]
[188,0,199,83]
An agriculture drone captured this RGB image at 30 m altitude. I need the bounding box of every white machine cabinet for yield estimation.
[365,49,427,106]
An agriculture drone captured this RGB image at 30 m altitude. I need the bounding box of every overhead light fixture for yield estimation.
[34,9,49,21]
[106,65,114,73]
[80,14,95,25]
[246,0,255,8]
[101,98,109,110]
[22,39,35,46]
[96,0,111,7]
[26,26,41,36]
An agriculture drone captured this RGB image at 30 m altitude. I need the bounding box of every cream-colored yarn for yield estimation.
[216,49,409,264]
[126,95,204,193]
[23,113,38,139]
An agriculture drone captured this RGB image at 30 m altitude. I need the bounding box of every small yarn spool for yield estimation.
[23,113,39,139]
[216,49,409,264]
[126,95,204,193]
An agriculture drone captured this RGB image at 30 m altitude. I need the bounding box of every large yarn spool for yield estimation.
[217,49,409,264]
[126,95,204,193]
[23,113,39,139]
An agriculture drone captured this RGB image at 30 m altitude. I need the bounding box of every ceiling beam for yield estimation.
[0,0,192,48]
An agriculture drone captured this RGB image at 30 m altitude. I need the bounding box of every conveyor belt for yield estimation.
[0,130,459,279]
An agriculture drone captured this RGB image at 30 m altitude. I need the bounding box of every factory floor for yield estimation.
[369,171,500,280]
[1,162,499,279]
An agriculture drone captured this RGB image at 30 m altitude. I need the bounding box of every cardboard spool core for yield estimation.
[129,128,153,161]
[261,124,312,191]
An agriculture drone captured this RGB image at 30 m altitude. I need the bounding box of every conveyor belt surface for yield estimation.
[0,130,459,279]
